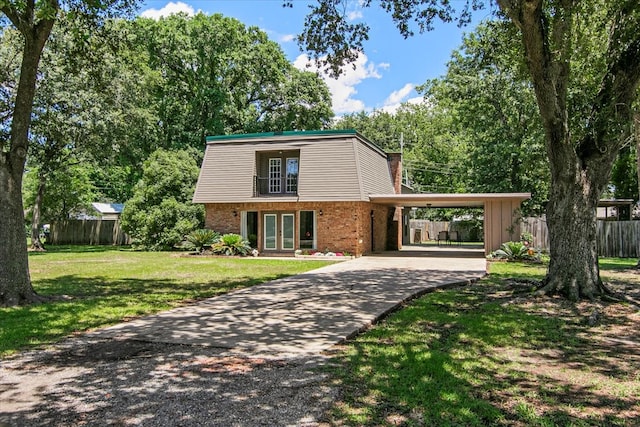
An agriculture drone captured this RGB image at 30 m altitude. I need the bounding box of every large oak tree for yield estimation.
[0,0,139,307]
[299,0,640,300]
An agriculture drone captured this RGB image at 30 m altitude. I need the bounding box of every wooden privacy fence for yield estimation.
[49,219,131,245]
[520,217,550,250]
[596,221,640,258]
[521,217,640,258]
[409,220,449,243]
[409,220,483,243]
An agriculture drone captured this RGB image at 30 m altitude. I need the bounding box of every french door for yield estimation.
[263,213,295,251]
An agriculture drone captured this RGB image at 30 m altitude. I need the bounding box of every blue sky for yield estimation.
[139,1,490,115]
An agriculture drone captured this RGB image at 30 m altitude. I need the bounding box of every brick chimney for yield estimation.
[387,153,402,194]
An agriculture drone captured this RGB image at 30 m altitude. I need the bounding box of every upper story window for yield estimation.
[286,158,298,193]
[256,150,300,197]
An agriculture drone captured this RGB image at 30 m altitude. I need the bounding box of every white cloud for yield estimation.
[384,83,415,106]
[280,34,296,43]
[294,53,385,114]
[347,10,363,20]
[406,96,425,105]
[140,1,195,19]
[380,86,426,114]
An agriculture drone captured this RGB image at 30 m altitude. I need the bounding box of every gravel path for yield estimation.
[1,338,338,426]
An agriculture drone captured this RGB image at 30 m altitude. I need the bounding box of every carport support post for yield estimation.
[484,200,522,255]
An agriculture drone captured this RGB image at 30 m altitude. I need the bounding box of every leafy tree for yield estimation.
[130,13,333,150]
[422,21,549,215]
[299,0,640,301]
[3,15,157,250]
[120,149,204,250]
[23,162,96,223]
[611,145,638,203]
[0,0,140,307]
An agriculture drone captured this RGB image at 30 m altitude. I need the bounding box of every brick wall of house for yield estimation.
[203,201,398,256]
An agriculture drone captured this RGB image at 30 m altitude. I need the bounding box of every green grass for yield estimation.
[327,258,639,426]
[1,245,331,357]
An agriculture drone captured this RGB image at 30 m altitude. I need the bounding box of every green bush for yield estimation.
[490,241,539,261]
[184,229,220,253]
[121,149,204,250]
[211,233,252,256]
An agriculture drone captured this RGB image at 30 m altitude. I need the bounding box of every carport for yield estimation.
[369,193,531,255]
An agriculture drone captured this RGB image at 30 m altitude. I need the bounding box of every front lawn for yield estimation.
[0,246,331,357]
[327,258,640,426]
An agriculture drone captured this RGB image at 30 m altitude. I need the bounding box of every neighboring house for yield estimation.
[89,203,125,220]
[193,130,530,256]
[74,203,124,220]
[49,203,129,245]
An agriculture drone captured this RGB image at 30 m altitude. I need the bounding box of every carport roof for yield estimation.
[368,192,531,208]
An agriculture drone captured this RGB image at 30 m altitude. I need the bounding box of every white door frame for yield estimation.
[263,213,277,250]
[281,213,295,250]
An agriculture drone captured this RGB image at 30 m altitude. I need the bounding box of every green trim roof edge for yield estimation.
[205,129,357,142]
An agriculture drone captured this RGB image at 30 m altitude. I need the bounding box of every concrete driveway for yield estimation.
[1,250,487,426]
[89,250,487,357]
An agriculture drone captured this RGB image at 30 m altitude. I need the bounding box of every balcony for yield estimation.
[254,175,298,197]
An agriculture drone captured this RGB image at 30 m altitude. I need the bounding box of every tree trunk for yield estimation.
[635,114,640,269]
[636,113,640,204]
[30,172,47,251]
[0,162,41,306]
[0,10,55,306]
[542,175,606,301]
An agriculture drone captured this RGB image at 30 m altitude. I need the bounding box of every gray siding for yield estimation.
[193,143,256,203]
[356,141,395,196]
[193,134,393,203]
[297,138,362,201]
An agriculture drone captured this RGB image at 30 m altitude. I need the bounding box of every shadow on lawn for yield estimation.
[0,264,487,426]
[28,244,133,256]
[2,263,637,426]
[329,284,639,426]
[34,274,283,298]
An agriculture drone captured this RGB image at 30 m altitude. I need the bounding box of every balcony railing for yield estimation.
[253,176,298,197]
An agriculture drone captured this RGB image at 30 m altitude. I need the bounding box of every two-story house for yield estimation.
[193,130,530,256]
[193,130,401,256]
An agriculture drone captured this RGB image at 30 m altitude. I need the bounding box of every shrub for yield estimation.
[121,149,204,250]
[491,241,539,261]
[211,233,252,256]
[184,229,220,253]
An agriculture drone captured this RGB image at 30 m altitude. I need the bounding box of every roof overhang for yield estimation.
[368,193,531,208]
[598,199,634,208]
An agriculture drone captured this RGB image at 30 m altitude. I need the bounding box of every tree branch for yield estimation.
[0,4,26,33]
[577,2,640,165]
[497,0,575,178]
